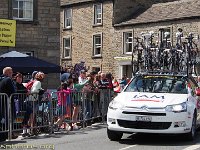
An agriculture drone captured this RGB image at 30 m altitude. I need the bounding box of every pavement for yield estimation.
[1,123,200,150]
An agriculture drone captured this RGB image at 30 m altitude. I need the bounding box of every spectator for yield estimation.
[67,76,91,130]
[13,72,28,93]
[31,71,38,81]
[106,73,114,89]
[120,75,128,90]
[82,72,96,120]
[31,72,45,93]
[93,74,101,117]
[60,72,70,83]
[29,71,45,135]
[99,73,109,89]
[0,67,15,96]
[74,60,87,76]
[78,70,87,84]
[13,72,32,137]
[54,83,71,131]
[0,67,16,139]
[98,73,110,118]
[112,78,121,95]
[24,71,38,92]
[98,71,102,76]
[60,66,66,74]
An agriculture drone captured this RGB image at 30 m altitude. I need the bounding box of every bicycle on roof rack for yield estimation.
[134,28,199,77]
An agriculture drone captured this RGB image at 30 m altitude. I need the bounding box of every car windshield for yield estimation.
[124,75,188,94]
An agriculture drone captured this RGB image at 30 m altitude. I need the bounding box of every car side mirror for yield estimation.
[196,88,200,96]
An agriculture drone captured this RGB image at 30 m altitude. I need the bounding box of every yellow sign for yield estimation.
[0,19,16,47]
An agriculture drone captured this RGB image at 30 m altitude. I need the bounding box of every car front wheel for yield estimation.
[107,128,123,141]
[185,113,197,141]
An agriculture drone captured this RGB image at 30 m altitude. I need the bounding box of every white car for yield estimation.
[107,72,200,141]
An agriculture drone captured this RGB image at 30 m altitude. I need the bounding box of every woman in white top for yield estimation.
[31,72,44,93]
[29,71,45,135]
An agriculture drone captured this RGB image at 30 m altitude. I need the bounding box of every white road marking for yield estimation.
[118,145,137,150]
[182,144,200,150]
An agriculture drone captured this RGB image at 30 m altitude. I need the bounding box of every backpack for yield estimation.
[25,80,35,91]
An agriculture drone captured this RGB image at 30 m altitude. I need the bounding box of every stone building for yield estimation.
[113,0,200,78]
[60,0,114,74]
[61,0,200,79]
[0,0,61,88]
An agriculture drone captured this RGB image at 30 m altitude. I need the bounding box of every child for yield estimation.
[54,82,71,131]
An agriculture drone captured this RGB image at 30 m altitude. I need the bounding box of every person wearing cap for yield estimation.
[60,72,70,83]
[74,60,87,76]
[31,71,38,81]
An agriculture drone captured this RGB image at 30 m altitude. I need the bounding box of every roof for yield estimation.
[61,0,111,6]
[61,0,94,6]
[115,0,200,26]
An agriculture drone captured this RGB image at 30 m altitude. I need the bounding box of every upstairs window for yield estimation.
[159,28,171,48]
[123,31,133,54]
[64,8,72,29]
[12,0,34,21]
[94,4,102,25]
[93,34,102,57]
[63,37,71,58]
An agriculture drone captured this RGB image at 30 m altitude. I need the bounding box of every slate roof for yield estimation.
[115,0,200,26]
[61,0,95,6]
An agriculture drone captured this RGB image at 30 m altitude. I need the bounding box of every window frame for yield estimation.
[63,36,72,59]
[123,31,133,54]
[64,8,72,29]
[93,3,102,26]
[23,51,34,56]
[159,27,171,48]
[11,0,34,21]
[93,33,102,57]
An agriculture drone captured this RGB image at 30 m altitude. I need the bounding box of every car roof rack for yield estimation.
[131,28,199,78]
[136,70,188,77]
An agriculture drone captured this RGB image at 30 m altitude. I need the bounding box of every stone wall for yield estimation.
[61,1,115,74]
[0,0,61,89]
[0,0,8,19]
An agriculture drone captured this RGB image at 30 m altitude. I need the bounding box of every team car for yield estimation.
[107,71,200,141]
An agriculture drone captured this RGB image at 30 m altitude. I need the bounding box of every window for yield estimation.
[92,67,100,73]
[93,34,102,56]
[23,51,34,56]
[125,75,187,94]
[123,32,133,54]
[64,8,72,29]
[12,0,34,21]
[159,28,171,48]
[63,37,71,58]
[94,4,102,25]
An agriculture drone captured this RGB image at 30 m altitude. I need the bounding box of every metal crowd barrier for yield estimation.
[51,89,112,130]
[0,89,112,141]
[0,93,10,140]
